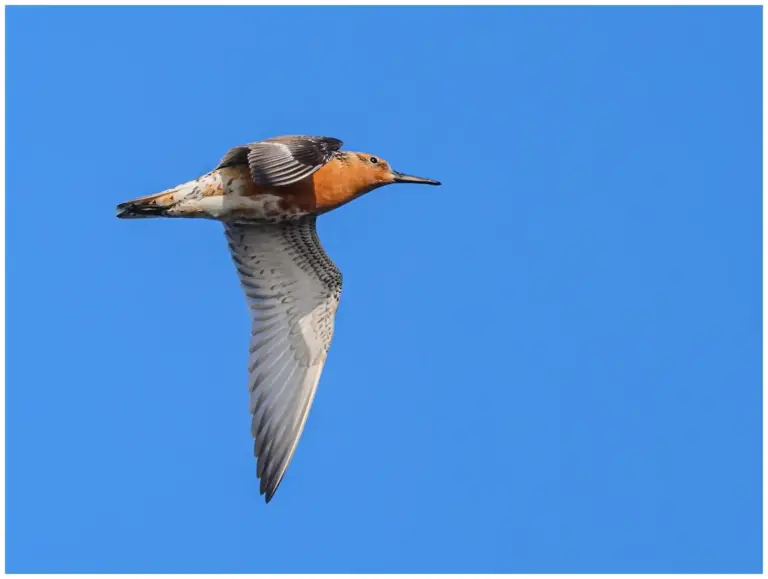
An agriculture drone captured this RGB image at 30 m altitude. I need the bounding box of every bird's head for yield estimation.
[343,152,441,191]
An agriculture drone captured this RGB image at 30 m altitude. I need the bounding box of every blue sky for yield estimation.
[6,6,762,573]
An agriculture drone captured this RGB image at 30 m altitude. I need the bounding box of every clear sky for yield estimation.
[6,5,762,574]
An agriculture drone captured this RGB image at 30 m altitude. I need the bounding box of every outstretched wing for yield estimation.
[225,217,343,502]
[217,135,344,187]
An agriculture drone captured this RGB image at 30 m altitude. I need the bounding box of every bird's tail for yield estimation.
[115,182,192,219]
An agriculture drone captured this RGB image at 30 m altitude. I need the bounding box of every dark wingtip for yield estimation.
[261,477,281,504]
[258,469,283,504]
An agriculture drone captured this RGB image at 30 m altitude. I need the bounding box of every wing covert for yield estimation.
[217,135,343,187]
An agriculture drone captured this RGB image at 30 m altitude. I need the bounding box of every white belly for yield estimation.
[165,170,307,223]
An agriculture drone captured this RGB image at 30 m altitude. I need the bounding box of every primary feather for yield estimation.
[225,216,343,502]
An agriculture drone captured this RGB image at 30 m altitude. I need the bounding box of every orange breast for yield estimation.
[279,159,378,214]
[219,159,377,217]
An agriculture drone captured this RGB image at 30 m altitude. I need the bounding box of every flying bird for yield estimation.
[116,135,440,502]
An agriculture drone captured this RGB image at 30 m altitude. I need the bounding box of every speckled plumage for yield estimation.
[116,134,440,503]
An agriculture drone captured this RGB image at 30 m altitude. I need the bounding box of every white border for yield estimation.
[0,1,763,578]
[2,0,766,4]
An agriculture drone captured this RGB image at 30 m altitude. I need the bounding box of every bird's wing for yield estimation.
[225,216,343,502]
[217,135,344,188]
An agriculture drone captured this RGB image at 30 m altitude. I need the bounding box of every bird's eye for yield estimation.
[369,156,378,164]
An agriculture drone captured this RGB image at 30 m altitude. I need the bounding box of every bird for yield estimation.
[116,135,440,502]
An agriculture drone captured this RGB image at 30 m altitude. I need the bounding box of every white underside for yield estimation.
[159,170,305,221]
